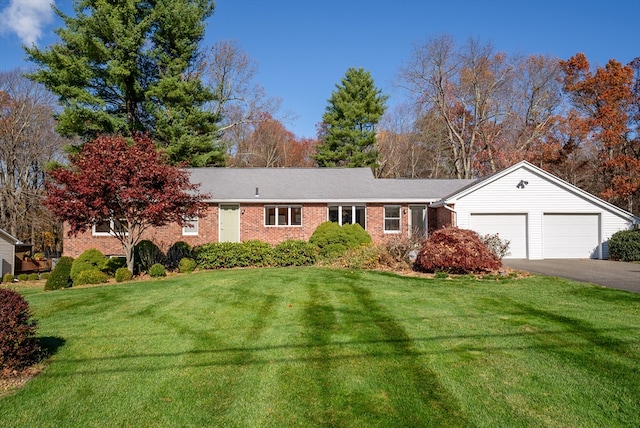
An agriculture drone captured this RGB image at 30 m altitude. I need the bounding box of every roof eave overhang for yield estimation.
[205,198,442,204]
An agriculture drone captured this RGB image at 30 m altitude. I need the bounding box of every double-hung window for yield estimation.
[328,205,366,228]
[265,205,302,226]
[93,218,127,236]
[384,205,401,233]
[182,217,199,236]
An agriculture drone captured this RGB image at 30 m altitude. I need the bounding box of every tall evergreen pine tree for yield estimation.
[26,0,222,166]
[315,67,388,167]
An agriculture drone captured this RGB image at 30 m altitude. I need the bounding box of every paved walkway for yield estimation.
[503,259,640,293]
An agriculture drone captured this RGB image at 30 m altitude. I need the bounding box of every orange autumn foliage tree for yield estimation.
[561,54,640,214]
[231,114,315,167]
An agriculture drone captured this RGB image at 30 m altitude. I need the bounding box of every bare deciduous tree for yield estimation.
[399,35,514,178]
[376,103,450,178]
[0,69,66,252]
[199,40,293,158]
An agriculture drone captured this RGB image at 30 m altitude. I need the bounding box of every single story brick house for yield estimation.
[63,161,638,260]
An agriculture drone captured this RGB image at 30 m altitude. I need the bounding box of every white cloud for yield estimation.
[0,0,55,46]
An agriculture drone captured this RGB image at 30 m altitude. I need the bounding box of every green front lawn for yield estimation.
[2,268,639,427]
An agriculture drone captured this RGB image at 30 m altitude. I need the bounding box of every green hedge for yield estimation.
[272,240,318,266]
[194,241,273,269]
[609,229,640,262]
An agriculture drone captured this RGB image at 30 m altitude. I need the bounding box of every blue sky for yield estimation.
[0,0,638,139]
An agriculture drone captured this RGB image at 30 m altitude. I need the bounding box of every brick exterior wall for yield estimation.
[433,205,455,230]
[63,202,442,257]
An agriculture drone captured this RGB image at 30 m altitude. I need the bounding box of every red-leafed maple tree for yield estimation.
[45,134,210,272]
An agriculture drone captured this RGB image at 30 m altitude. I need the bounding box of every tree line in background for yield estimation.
[0,0,638,252]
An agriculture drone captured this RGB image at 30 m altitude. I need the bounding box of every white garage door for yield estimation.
[469,214,527,259]
[543,214,599,258]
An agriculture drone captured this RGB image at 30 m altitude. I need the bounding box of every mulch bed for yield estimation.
[0,364,46,398]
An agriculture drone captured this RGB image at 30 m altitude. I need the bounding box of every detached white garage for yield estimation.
[432,161,638,260]
[469,214,528,258]
[543,214,600,258]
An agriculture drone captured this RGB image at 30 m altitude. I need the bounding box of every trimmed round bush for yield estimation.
[71,248,107,281]
[134,240,165,274]
[178,257,196,273]
[414,227,501,274]
[0,288,40,370]
[28,273,40,281]
[166,241,193,271]
[609,229,640,262]
[149,263,167,277]
[342,223,373,246]
[45,256,73,290]
[309,222,372,258]
[40,272,50,280]
[272,240,318,266]
[114,267,133,283]
[2,273,13,283]
[73,269,109,286]
[17,273,29,281]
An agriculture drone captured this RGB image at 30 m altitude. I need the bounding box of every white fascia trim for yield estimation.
[206,198,441,204]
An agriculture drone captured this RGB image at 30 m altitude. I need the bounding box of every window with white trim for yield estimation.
[265,205,302,226]
[92,219,127,236]
[328,205,366,228]
[182,217,199,236]
[384,205,401,233]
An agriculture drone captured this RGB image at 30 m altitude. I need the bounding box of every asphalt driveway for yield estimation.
[503,259,640,293]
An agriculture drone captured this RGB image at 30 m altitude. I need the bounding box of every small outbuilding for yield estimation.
[431,161,639,259]
[0,228,21,277]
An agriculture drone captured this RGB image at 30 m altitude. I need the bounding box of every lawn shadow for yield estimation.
[347,283,469,426]
[38,336,66,359]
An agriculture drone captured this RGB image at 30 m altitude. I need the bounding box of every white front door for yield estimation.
[219,204,240,243]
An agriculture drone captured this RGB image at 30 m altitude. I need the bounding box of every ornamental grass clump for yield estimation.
[0,288,40,372]
[414,227,501,274]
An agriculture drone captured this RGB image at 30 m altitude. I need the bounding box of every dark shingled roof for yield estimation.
[186,168,474,203]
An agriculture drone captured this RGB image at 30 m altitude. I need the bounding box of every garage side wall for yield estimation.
[452,166,633,259]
